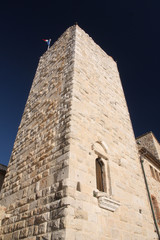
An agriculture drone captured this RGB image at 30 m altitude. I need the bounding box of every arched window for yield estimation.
[96,158,106,192]
[151,195,160,226]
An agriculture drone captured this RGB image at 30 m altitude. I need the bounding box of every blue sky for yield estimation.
[0,0,160,166]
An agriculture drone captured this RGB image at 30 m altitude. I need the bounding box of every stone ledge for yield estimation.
[93,191,120,212]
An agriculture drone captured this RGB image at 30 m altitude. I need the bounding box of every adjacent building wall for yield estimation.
[137,133,160,230]
[137,132,160,160]
[143,157,160,228]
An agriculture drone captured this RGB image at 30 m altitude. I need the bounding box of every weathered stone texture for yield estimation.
[0,25,76,239]
[0,25,159,239]
[64,26,157,239]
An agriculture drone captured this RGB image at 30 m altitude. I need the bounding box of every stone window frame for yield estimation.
[95,157,107,192]
[149,164,160,182]
[92,141,120,212]
[150,165,155,178]
[155,169,160,181]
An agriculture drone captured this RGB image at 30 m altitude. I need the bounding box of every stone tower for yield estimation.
[0,25,158,239]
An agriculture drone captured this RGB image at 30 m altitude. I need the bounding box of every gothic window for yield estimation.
[151,195,160,226]
[96,158,106,192]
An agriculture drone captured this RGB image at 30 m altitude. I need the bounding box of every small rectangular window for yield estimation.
[155,170,160,181]
[96,158,104,192]
[150,165,155,178]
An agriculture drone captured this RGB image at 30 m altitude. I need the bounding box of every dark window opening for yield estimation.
[96,158,105,192]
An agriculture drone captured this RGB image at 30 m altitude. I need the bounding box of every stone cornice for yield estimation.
[139,147,160,168]
[93,191,120,212]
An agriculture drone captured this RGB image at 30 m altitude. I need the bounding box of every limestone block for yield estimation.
[26,217,35,227]
[51,229,65,240]
[3,234,12,240]
[19,204,29,213]
[38,222,47,234]
[28,226,34,237]
[12,231,19,240]
[74,209,88,220]
[47,219,60,232]
[19,227,28,238]
[35,213,49,225]
[14,221,25,230]
[33,225,38,236]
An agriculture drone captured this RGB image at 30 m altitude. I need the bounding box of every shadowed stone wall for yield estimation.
[0,25,76,240]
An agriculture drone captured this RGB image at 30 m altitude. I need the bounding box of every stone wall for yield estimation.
[0,26,76,240]
[0,25,159,240]
[64,25,157,239]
